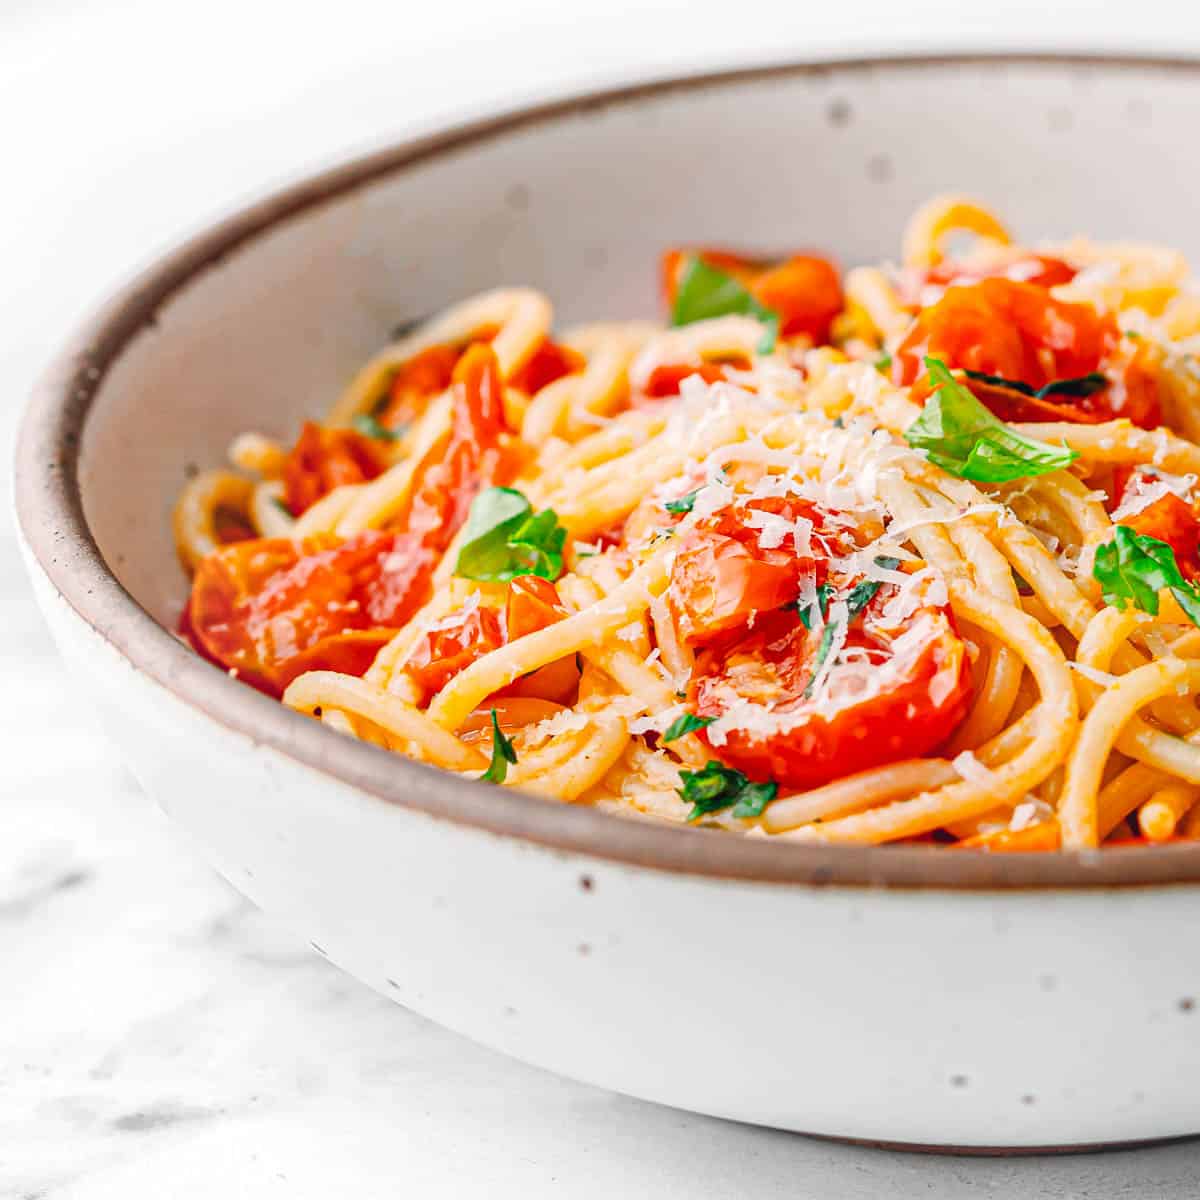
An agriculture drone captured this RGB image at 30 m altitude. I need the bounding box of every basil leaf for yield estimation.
[804,619,840,699]
[843,556,902,620]
[662,712,714,742]
[905,357,1078,482]
[798,583,835,630]
[270,496,293,517]
[664,488,700,515]
[670,256,780,353]
[875,351,892,374]
[677,760,777,821]
[962,367,1108,401]
[1093,526,1200,624]
[352,412,405,441]
[481,709,518,784]
[456,487,566,582]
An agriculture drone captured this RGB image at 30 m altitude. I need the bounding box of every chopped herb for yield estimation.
[664,488,701,515]
[905,357,1078,482]
[670,256,780,353]
[352,412,405,441]
[456,487,567,582]
[481,709,518,784]
[803,619,840,699]
[842,556,902,619]
[831,415,845,429]
[798,582,835,630]
[662,712,715,742]
[1012,568,1035,596]
[1124,329,1143,341]
[270,496,293,517]
[1093,525,1200,626]
[875,351,893,374]
[677,760,777,821]
[962,368,1108,402]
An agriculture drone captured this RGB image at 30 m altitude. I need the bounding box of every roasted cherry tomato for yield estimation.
[637,361,742,403]
[911,254,1078,301]
[376,344,463,431]
[509,339,586,395]
[661,248,843,343]
[688,597,972,790]
[893,277,1118,392]
[406,603,506,693]
[282,422,385,516]
[667,498,844,646]
[1112,469,1200,578]
[405,576,569,694]
[185,532,426,697]
[506,574,568,639]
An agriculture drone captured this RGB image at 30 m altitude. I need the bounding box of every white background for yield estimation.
[6,3,1200,1195]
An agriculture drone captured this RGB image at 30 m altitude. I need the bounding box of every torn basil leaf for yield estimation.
[662,712,715,742]
[456,487,567,582]
[670,256,780,354]
[677,760,777,821]
[481,709,518,784]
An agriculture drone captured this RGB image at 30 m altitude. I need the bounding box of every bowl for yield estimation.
[17,53,1200,1152]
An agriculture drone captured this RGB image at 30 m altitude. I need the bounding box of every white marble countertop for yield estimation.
[7,3,1200,1194]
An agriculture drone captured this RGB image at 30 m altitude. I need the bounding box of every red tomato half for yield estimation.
[909,254,1078,302]
[893,277,1117,392]
[283,422,385,516]
[405,576,569,694]
[689,599,972,790]
[376,344,463,431]
[661,248,843,343]
[1113,469,1200,579]
[666,498,830,646]
[185,532,425,697]
[509,339,586,395]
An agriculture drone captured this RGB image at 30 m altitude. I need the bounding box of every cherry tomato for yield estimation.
[689,597,972,790]
[1113,469,1200,578]
[283,422,385,516]
[401,344,519,545]
[405,576,568,694]
[506,574,568,639]
[406,603,506,693]
[185,532,425,697]
[637,361,739,403]
[376,344,462,431]
[910,254,1078,301]
[661,248,843,343]
[509,339,586,395]
[667,498,833,647]
[893,277,1118,392]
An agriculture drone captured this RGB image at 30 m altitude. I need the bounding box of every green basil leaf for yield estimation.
[798,582,835,630]
[804,619,840,699]
[270,496,293,517]
[661,712,714,742]
[842,556,902,620]
[1093,525,1200,622]
[677,760,778,821]
[905,357,1078,482]
[352,412,405,441]
[963,367,1108,402]
[664,488,701,515]
[875,351,892,374]
[670,256,780,353]
[456,487,566,582]
[481,709,518,784]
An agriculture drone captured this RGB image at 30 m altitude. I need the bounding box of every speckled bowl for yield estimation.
[16,54,1200,1151]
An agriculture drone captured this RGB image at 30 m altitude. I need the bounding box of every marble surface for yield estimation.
[8,1,1200,1194]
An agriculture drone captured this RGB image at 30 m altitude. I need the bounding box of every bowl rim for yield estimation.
[18,50,1200,890]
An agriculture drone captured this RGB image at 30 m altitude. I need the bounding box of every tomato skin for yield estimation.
[406,604,506,693]
[283,422,385,516]
[185,532,424,697]
[506,575,568,639]
[1113,470,1200,579]
[689,602,972,790]
[894,277,1117,391]
[377,344,461,431]
[667,499,822,647]
[638,362,734,403]
[509,339,585,395]
[404,576,568,694]
[661,247,843,343]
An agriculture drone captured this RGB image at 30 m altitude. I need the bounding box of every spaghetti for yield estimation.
[174,195,1200,851]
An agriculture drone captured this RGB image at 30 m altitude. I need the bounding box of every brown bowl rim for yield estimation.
[18,50,1200,890]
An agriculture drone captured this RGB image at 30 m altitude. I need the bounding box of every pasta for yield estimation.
[173,195,1200,851]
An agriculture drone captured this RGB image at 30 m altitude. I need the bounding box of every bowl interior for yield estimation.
[78,57,1200,627]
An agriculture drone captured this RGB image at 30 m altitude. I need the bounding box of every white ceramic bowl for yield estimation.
[17,54,1200,1152]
